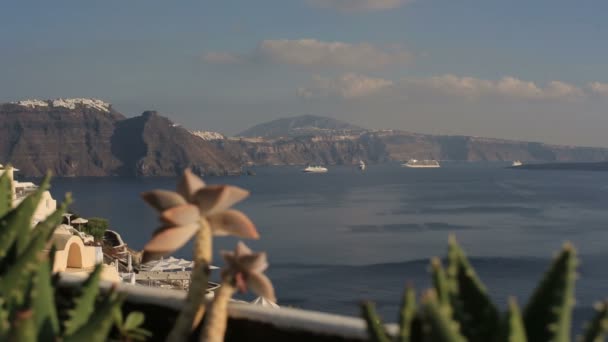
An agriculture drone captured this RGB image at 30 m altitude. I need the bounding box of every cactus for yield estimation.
[420,290,467,342]
[523,243,577,342]
[578,300,608,342]
[500,298,527,342]
[0,174,146,341]
[362,301,392,342]
[363,237,606,342]
[446,236,500,342]
[398,286,417,342]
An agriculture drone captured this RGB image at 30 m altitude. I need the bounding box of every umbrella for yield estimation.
[71,217,88,231]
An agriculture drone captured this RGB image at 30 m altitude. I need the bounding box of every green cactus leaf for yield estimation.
[0,174,50,264]
[578,300,608,342]
[446,236,500,342]
[0,168,12,217]
[8,310,37,342]
[123,311,145,331]
[523,243,577,342]
[0,227,48,303]
[0,298,9,339]
[64,291,125,342]
[499,298,527,342]
[32,259,60,340]
[63,264,103,335]
[361,301,391,342]
[431,258,450,307]
[398,286,417,342]
[420,290,467,342]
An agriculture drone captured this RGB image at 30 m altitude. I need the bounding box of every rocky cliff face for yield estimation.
[113,111,242,176]
[4,104,608,177]
[0,100,243,177]
[0,101,124,176]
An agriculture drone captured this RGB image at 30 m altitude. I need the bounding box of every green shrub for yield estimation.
[361,237,608,342]
[83,217,109,242]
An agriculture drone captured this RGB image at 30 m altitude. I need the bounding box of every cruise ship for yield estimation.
[402,159,441,168]
[302,165,328,173]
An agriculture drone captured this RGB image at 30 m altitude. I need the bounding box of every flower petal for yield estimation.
[208,210,259,239]
[141,190,186,211]
[248,272,276,302]
[193,185,249,216]
[142,223,199,262]
[160,204,200,226]
[235,241,252,256]
[177,168,206,201]
[238,253,268,273]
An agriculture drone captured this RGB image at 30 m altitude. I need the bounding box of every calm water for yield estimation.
[48,163,608,324]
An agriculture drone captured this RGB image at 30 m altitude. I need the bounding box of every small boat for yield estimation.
[302,165,328,173]
[512,160,523,167]
[402,159,441,168]
[358,160,366,171]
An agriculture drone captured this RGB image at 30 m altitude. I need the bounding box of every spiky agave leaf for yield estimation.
[361,301,391,342]
[8,310,37,342]
[0,298,9,340]
[0,174,51,269]
[63,264,103,335]
[398,286,417,342]
[0,167,12,217]
[13,174,51,255]
[63,291,125,342]
[523,243,577,342]
[578,300,608,342]
[0,225,49,303]
[446,236,500,342]
[431,258,450,307]
[420,290,467,342]
[500,298,527,342]
[32,259,60,340]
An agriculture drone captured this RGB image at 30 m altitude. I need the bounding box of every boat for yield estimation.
[512,160,523,167]
[302,165,328,173]
[402,159,441,168]
[358,160,366,171]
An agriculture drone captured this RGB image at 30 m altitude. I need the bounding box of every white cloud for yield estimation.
[205,39,412,70]
[306,0,410,11]
[298,73,393,98]
[202,52,241,64]
[415,74,584,100]
[587,82,608,96]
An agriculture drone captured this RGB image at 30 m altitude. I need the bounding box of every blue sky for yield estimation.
[2,0,608,146]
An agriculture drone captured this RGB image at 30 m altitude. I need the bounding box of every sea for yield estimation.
[48,162,608,326]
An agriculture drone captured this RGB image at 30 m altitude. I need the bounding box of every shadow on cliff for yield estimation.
[110,112,151,177]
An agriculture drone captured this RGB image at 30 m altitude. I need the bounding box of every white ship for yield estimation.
[358,160,366,171]
[302,165,328,173]
[512,160,523,167]
[402,159,441,168]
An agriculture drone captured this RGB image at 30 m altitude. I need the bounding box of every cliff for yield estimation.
[0,100,243,177]
[4,101,608,177]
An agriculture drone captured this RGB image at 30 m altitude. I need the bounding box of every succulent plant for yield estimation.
[0,169,139,341]
[141,169,261,341]
[362,237,608,342]
[201,241,276,342]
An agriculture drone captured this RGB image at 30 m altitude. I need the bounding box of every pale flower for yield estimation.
[221,242,276,302]
[141,169,259,262]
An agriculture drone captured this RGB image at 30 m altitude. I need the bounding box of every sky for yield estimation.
[2,0,608,146]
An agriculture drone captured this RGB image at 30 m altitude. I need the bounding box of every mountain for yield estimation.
[4,101,608,177]
[236,114,364,138]
[0,99,243,177]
